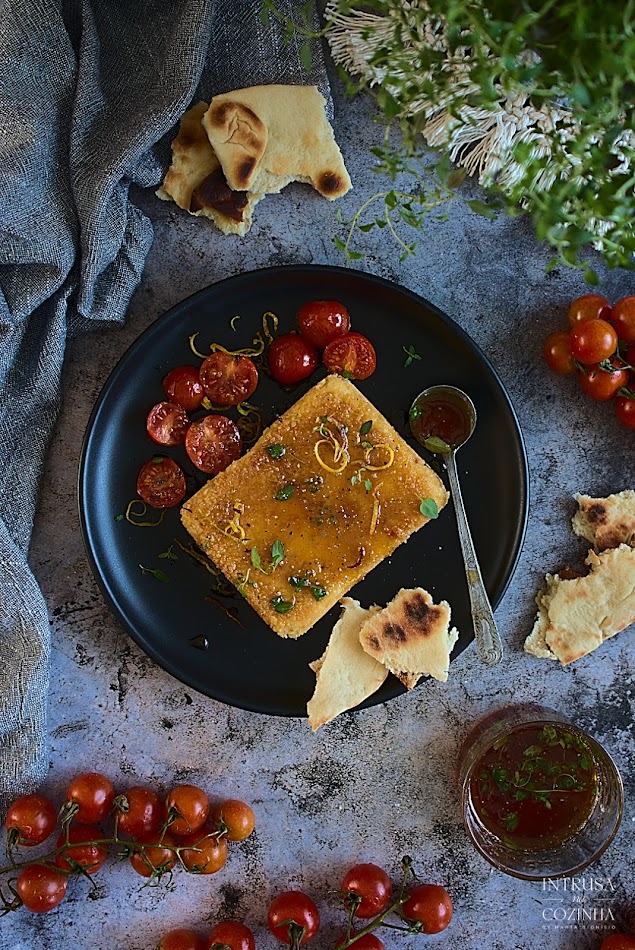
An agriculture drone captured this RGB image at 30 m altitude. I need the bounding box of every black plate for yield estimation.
[79,265,528,716]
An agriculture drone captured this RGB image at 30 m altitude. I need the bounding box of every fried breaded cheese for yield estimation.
[181,375,449,638]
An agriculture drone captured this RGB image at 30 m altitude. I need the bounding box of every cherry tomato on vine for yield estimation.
[130,832,177,878]
[579,363,629,401]
[146,401,191,446]
[54,824,108,873]
[5,794,57,846]
[116,786,166,839]
[185,414,242,474]
[569,318,618,364]
[600,936,635,950]
[401,883,453,934]
[336,933,384,950]
[567,293,612,326]
[615,395,635,429]
[137,456,187,509]
[159,930,206,950]
[267,333,319,386]
[297,300,351,349]
[268,891,320,945]
[166,784,210,837]
[341,863,392,919]
[179,828,228,874]
[206,920,255,950]
[16,863,68,913]
[212,799,255,841]
[66,771,115,824]
[625,343,635,368]
[543,330,576,375]
[610,295,635,343]
[162,365,205,412]
[323,332,376,380]
[199,352,259,406]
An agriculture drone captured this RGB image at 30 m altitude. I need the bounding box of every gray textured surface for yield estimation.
[5,83,634,948]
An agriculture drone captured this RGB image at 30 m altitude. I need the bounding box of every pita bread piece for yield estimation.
[524,543,635,665]
[358,587,459,684]
[572,490,635,551]
[156,101,261,236]
[202,84,352,200]
[307,598,388,731]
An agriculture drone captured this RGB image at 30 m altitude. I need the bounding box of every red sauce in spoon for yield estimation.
[410,398,470,449]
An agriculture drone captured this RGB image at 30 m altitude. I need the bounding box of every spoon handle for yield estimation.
[445,453,504,666]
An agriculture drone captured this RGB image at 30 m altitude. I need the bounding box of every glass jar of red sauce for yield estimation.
[458,705,623,880]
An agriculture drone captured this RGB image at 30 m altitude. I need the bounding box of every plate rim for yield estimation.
[78,263,529,715]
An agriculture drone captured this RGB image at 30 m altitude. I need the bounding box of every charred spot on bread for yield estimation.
[190,169,248,221]
[585,502,608,526]
[235,157,257,189]
[208,102,232,128]
[381,621,407,643]
[317,170,346,196]
[403,592,439,633]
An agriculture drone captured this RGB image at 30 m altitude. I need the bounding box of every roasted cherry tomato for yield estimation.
[267,333,319,386]
[129,832,177,878]
[179,828,228,874]
[323,331,377,380]
[611,295,635,343]
[569,318,618,364]
[136,456,186,509]
[65,772,115,824]
[206,920,255,950]
[401,883,453,934]
[579,363,629,401]
[159,929,206,950]
[162,365,205,411]
[615,394,635,429]
[146,401,190,445]
[54,824,108,873]
[268,891,320,945]
[543,330,576,375]
[567,293,612,326]
[185,414,242,474]
[341,863,392,919]
[212,799,255,841]
[297,299,351,349]
[199,352,259,406]
[6,794,57,846]
[166,784,210,836]
[116,785,166,839]
[16,863,68,913]
[600,936,635,950]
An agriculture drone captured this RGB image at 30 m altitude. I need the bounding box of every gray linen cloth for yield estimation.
[0,0,329,808]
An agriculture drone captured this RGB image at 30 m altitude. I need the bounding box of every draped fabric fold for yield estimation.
[0,0,328,807]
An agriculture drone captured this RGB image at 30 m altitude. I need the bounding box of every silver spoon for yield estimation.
[409,384,504,666]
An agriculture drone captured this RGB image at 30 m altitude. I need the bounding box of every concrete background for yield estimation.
[3,75,634,949]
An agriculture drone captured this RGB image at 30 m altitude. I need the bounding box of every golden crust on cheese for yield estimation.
[358,587,458,683]
[181,375,449,638]
[572,490,635,552]
[307,597,387,731]
[524,543,635,664]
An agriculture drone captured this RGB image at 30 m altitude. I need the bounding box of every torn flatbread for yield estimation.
[524,543,635,665]
[358,587,459,683]
[572,490,635,552]
[156,101,261,235]
[202,84,352,199]
[307,598,387,731]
